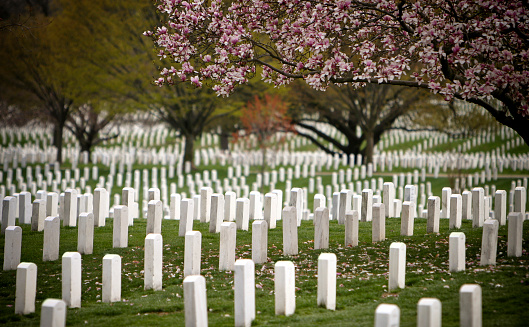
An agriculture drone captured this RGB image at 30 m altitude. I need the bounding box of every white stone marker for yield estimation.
[427,196,440,233]
[317,253,336,310]
[314,207,330,249]
[77,213,94,255]
[62,252,81,308]
[264,193,278,229]
[122,187,135,226]
[180,199,194,237]
[63,189,78,227]
[234,259,255,327]
[15,262,37,315]
[2,196,16,235]
[282,206,298,255]
[147,188,160,201]
[170,193,181,220]
[113,205,129,248]
[401,199,415,234]
[494,190,507,226]
[275,261,295,316]
[209,194,224,233]
[19,191,32,224]
[31,199,46,232]
[449,232,465,272]
[146,200,162,235]
[388,242,406,291]
[235,198,250,231]
[372,203,385,242]
[40,299,66,327]
[383,183,395,217]
[183,275,208,327]
[102,254,121,303]
[46,192,59,218]
[145,233,163,291]
[374,303,400,327]
[224,191,236,222]
[249,191,262,220]
[462,191,472,220]
[345,210,359,247]
[43,217,60,262]
[361,189,373,222]
[472,187,485,228]
[94,188,109,227]
[219,222,236,271]
[5,226,22,269]
[480,219,499,266]
[184,231,202,277]
[338,189,351,224]
[272,189,283,220]
[441,187,451,219]
[507,212,524,257]
[252,220,268,264]
[449,194,462,229]
[460,284,481,327]
[514,186,526,214]
[200,187,212,223]
[289,188,303,226]
[417,298,441,327]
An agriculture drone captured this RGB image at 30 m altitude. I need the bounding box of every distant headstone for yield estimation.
[449,232,465,272]
[43,217,60,262]
[144,233,163,291]
[102,254,121,303]
[282,207,298,255]
[314,207,330,249]
[388,242,406,291]
[15,262,37,315]
[252,220,268,264]
[480,219,499,266]
[62,252,81,308]
[183,275,208,327]
[184,231,201,277]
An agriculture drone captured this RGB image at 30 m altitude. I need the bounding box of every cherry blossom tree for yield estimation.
[148,0,529,144]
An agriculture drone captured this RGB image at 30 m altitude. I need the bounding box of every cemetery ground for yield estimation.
[1,125,529,326]
[0,212,528,326]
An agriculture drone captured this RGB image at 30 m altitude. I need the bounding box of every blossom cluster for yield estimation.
[147,0,529,116]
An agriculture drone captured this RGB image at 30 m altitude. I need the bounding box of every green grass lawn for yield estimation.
[0,216,528,326]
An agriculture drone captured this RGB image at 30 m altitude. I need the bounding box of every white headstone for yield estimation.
[145,233,163,291]
[345,210,359,247]
[63,189,78,227]
[494,190,507,226]
[275,261,295,316]
[317,253,336,311]
[449,232,465,272]
[146,200,162,235]
[1,196,16,235]
[388,242,406,291]
[480,219,499,266]
[459,284,481,327]
[62,252,81,308]
[102,254,121,303]
[200,187,212,223]
[449,194,462,229]
[282,207,298,255]
[372,203,385,242]
[234,259,255,327]
[77,213,94,254]
[4,226,22,270]
[183,275,208,327]
[94,188,109,227]
[113,206,129,248]
[40,299,66,327]
[31,199,46,232]
[180,199,194,237]
[209,194,224,233]
[235,198,250,231]
[252,220,268,264]
[417,298,442,327]
[219,222,236,271]
[184,231,201,277]
[15,262,37,315]
[472,188,485,228]
[507,212,524,257]
[427,196,440,233]
[374,303,400,327]
[314,207,330,249]
[361,189,373,222]
[400,201,415,236]
[43,217,60,262]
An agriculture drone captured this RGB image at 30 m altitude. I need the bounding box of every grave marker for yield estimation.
[102,254,121,303]
[480,219,499,266]
[113,206,129,248]
[345,210,359,247]
[372,203,385,242]
[145,233,163,291]
[2,196,16,235]
[460,284,481,327]
[234,259,255,327]
[252,220,268,264]
[180,199,194,237]
[31,199,46,232]
[374,304,400,327]
[4,226,22,270]
[62,252,81,308]
[427,196,440,233]
[209,194,224,233]
[184,231,201,277]
[275,261,295,316]
[507,212,523,257]
[317,253,336,311]
[235,198,250,231]
[449,194,462,229]
[146,200,162,235]
[40,299,66,327]
[15,262,37,315]
[219,222,236,271]
[314,207,330,249]
[77,213,94,254]
[183,275,208,327]
[417,298,442,327]
[43,217,60,262]
[389,242,406,291]
[449,232,465,272]
[400,201,415,236]
[282,207,298,255]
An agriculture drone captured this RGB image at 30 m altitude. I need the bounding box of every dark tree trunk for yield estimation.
[53,123,64,164]
[364,129,374,164]
[183,134,195,166]
[220,132,230,151]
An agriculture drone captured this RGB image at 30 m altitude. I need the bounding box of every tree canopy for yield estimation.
[149,0,529,143]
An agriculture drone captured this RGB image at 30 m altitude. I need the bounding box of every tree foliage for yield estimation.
[149,0,529,144]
